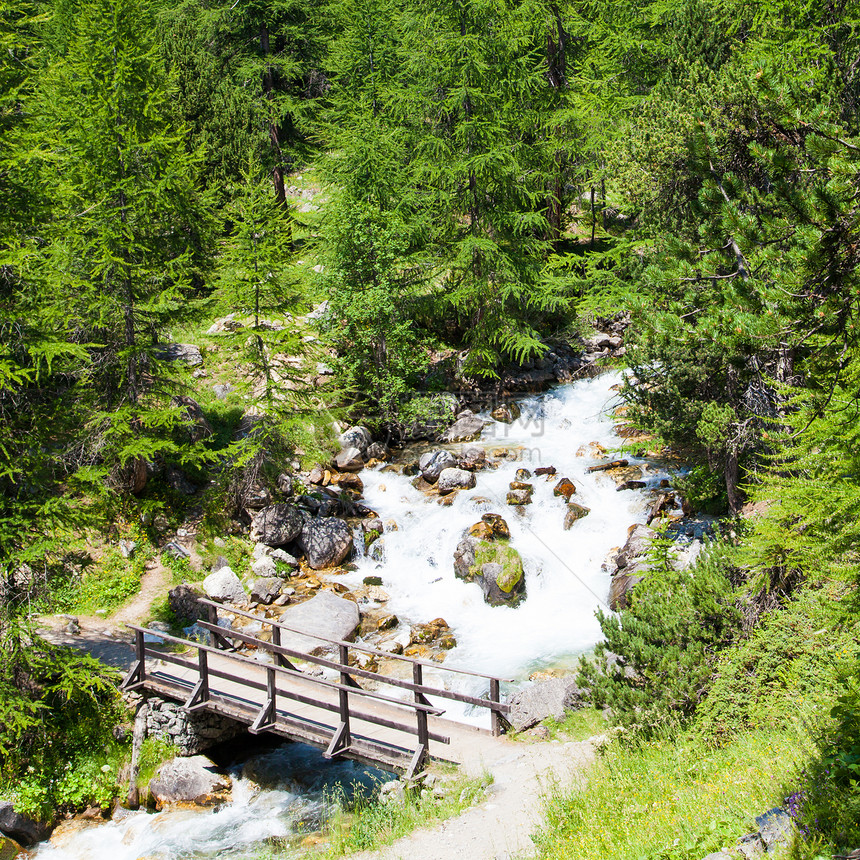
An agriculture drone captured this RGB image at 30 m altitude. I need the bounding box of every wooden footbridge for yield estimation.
[122,598,511,778]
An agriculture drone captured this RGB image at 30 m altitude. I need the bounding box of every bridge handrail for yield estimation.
[198,598,513,683]
[193,618,510,717]
[126,624,445,716]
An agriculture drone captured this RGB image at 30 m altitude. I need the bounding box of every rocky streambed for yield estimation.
[28,370,711,859]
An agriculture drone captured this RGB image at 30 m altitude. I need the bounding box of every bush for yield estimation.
[695,583,860,739]
[579,544,743,734]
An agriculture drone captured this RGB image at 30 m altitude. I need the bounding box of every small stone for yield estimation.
[515,468,532,480]
[553,478,576,500]
[481,513,511,539]
[506,489,532,506]
[468,522,494,540]
[563,503,591,529]
[377,614,398,631]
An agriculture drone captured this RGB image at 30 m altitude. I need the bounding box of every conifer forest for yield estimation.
[1,0,860,856]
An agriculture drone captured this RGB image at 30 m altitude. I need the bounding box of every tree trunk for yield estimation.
[260,24,287,208]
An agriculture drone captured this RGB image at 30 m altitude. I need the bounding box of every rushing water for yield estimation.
[35,371,671,859]
[339,370,670,721]
[34,744,388,860]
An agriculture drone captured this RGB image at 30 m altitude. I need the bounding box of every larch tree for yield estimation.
[37,0,211,490]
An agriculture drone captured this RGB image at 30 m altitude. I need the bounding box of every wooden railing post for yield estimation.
[207,602,221,648]
[338,644,351,734]
[402,662,431,779]
[490,678,502,737]
[267,665,276,714]
[325,644,352,758]
[135,629,146,684]
[271,625,297,670]
[199,648,209,702]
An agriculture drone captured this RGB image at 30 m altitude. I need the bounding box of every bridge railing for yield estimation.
[124,623,450,777]
[195,597,512,736]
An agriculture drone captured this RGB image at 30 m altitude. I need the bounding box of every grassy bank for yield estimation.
[535,727,810,860]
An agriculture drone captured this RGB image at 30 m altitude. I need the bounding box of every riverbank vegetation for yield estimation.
[1,0,859,850]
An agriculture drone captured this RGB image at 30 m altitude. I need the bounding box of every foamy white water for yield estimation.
[341,371,669,721]
[34,744,384,860]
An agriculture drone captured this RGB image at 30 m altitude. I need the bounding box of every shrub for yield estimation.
[579,544,743,733]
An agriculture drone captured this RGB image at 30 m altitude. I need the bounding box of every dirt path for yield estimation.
[354,733,601,860]
[38,556,174,671]
[111,556,170,626]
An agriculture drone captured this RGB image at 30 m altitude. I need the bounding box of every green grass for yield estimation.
[543,707,609,742]
[534,727,811,860]
[48,540,153,615]
[318,770,491,857]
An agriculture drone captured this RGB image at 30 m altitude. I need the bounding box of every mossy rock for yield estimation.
[0,836,25,860]
[469,539,526,606]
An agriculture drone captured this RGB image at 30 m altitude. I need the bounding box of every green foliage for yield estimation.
[579,544,743,733]
[0,611,125,797]
[534,727,809,860]
[320,201,429,423]
[695,584,860,739]
[675,465,728,515]
[321,771,490,856]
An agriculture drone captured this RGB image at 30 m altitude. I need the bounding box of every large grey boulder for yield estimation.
[0,800,50,847]
[453,536,478,580]
[506,676,584,732]
[339,426,372,455]
[277,591,360,655]
[300,517,354,569]
[334,447,364,472]
[419,449,457,483]
[148,756,232,809]
[608,566,645,611]
[249,577,284,605]
[454,535,526,607]
[615,524,657,568]
[202,566,246,604]
[250,503,303,547]
[441,411,484,443]
[437,467,476,494]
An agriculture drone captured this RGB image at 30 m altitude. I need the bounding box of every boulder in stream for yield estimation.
[334,447,364,472]
[553,477,576,500]
[0,800,51,847]
[250,503,303,547]
[148,756,232,809]
[249,576,284,605]
[453,534,526,606]
[437,467,476,494]
[300,517,354,569]
[491,402,521,423]
[276,591,360,655]
[440,410,484,443]
[563,503,591,529]
[419,449,456,483]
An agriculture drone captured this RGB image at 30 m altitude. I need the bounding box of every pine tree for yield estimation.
[156,0,328,204]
